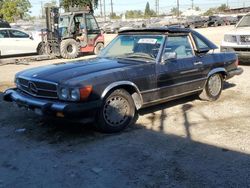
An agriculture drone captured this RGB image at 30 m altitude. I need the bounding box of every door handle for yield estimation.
[194,61,203,65]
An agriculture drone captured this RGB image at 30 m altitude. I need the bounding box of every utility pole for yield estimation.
[111,0,114,17]
[41,1,44,18]
[191,0,194,9]
[104,0,106,22]
[227,0,229,8]
[155,0,159,16]
[100,0,103,18]
[177,0,180,17]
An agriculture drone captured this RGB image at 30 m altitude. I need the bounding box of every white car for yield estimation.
[0,28,43,57]
[221,13,250,62]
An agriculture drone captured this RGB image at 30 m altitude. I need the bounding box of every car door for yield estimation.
[156,34,205,99]
[8,29,37,55]
[0,29,11,56]
[85,14,101,47]
[191,32,216,79]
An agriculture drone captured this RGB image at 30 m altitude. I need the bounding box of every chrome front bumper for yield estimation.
[3,88,102,118]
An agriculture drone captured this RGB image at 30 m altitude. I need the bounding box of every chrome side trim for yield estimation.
[180,69,199,74]
[101,81,143,103]
[141,77,207,95]
[142,88,203,107]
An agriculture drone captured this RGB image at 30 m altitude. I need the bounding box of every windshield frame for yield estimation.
[98,34,166,63]
[236,14,250,28]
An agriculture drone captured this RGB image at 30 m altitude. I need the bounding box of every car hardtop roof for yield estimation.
[60,11,91,16]
[118,27,191,34]
[118,27,218,50]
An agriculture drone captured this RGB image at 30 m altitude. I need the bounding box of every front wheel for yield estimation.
[95,89,136,133]
[60,39,79,59]
[94,43,104,55]
[199,73,223,101]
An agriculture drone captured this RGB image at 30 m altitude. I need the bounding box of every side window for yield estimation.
[165,35,194,59]
[193,34,209,50]
[9,30,29,38]
[85,14,99,31]
[0,30,9,38]
[74,14,85,29]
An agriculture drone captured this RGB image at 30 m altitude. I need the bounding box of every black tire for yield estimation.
[204,23,208,28]
[95,89,136,133]
[60,39,79,59]
[94,43,104,55]
[37,42,45,55]
[189,24,195,29]
[199,73,223,101]
[114,29,119,34]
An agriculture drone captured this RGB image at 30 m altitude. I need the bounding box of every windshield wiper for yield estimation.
[119,53,155,61]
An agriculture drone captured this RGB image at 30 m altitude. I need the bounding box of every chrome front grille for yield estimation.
[240,35,250,44]
[17,77,58,99]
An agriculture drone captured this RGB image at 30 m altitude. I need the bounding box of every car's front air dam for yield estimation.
[3,88,102,119]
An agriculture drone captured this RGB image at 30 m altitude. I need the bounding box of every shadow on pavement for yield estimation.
[0,90,249,187]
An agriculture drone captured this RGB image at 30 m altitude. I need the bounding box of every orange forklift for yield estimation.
[43,7,104,59]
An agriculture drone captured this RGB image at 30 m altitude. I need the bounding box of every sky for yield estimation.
[29,0,250,16]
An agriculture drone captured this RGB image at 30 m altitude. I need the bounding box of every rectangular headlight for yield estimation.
[224,35,237,43]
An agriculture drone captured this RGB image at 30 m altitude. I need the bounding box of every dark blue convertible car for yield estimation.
[3,27,243,133]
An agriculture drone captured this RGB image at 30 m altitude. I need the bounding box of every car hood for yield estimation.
[17,58,138,85]
[225,27,250,35]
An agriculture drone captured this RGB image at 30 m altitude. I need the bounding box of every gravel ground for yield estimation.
[0,25,250,188]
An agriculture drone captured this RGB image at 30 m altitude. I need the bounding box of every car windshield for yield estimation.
[99,35,164,61]
[237,15,250,27]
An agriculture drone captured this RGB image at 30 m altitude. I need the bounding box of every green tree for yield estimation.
[203,8,216,16]
[125,10,143,19]
[0,0,31,22]
[217,3,229,12]
[144,2,156,18]
[44,0,57,7]
[144,2,150,17]
[61,0,98,12]
[170,7,182,16]
[110,12,121,19]
[195,6,201,11]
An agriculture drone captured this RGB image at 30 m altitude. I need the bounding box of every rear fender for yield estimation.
[208,68,227,78]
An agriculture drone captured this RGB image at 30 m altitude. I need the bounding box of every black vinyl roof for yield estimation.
[118,26,218,50]
[119,27,191,34]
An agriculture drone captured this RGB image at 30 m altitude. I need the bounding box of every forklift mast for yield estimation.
[45,6,60,40]
[43,6,60,55]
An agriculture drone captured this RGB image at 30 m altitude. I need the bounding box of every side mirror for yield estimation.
[162,52,177,63]
[100,29,105,35]
[195,48,210,56]
[29,34,34,40]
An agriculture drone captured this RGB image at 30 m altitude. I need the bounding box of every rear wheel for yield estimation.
[189,24,195,29]
[95,89,135,133]
[37,42,45,55]
[60,39,79,59]
[199,73,223,101]
[94,43,104,55]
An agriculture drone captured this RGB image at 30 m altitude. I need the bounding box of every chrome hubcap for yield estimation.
[208,74,222,97]
[103,96,129,126]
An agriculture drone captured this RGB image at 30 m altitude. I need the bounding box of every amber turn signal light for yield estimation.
[80,85,93,100]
